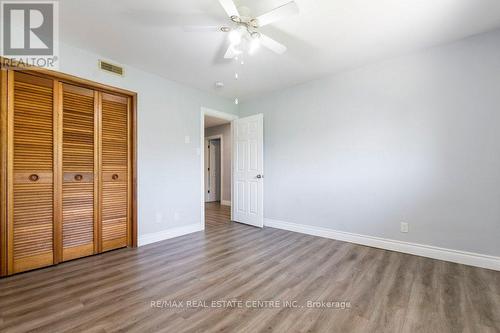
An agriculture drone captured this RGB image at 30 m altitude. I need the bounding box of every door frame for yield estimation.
[205,135,223,203]
[0,68,7,276]
[200,107,238,230]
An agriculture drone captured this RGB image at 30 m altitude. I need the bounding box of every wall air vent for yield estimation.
[99,60,124,76]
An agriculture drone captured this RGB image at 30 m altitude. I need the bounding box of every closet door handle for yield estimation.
[74,174,83,181]
[29,174,40,182]
[112,174,119,180]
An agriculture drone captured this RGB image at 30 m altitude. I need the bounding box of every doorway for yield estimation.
[201,108,237,228]
[205,137,221,203]
[201,108,264,229]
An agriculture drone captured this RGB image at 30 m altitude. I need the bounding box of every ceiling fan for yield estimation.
[185,0,299,59]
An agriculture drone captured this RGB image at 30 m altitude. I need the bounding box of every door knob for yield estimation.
[256,174,263,179]
[29,174,39,182]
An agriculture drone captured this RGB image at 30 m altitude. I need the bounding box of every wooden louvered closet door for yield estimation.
[100,93,130,252]
[2,69,135,276]
[61,84,97,261]
[8,72,55,274]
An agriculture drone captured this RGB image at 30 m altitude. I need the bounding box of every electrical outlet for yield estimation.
[400,222,409,233]
[174,212,180,221]
[184,135,191,144]
[155,212,163,224]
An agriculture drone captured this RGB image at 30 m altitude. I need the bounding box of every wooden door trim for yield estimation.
[0,69,7,276]
[127,97,132,247]
[131,94,137,248]
[53,80,63,264]
[95,91,102,253]
[6,70,14,274]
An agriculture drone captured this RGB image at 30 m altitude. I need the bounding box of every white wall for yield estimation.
[58,43,238,241]
[240,29,500,257]
[205,123,231,203]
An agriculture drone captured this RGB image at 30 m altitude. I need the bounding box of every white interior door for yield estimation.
[212,140,221,201]
[232,114,264,227]
[204,139,211,202]
[205,139,220,202]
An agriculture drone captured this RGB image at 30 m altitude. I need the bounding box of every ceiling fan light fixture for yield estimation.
[229,29,242,45]
[249,18,259,28]
[218,0,296,60]
[249,38,261,55]
[250,31,261,39]
[230,44,243,56]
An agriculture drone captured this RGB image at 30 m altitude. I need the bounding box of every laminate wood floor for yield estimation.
[205,202,231,227]
[1,203,499,333]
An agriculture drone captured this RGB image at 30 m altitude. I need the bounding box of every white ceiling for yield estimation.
[205,115,230,128]
[60,0,500,100]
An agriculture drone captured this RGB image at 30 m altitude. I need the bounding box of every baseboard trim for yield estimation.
[221,200,231,206]
[138,224,203,247]
[264,218,500,271]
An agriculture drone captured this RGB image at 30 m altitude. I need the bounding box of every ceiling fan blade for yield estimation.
[255,1,299,27]
[260,34,287,54]
[218,0,240,18]
[182,26,229,32]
